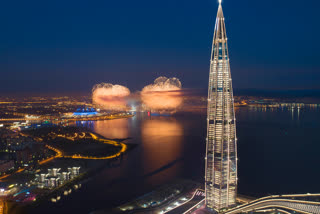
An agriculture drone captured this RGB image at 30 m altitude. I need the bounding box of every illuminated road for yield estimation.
[161,189,205,214]
[63,142,127,160]
[0,167,26,181]
[0,114,133,122]
[61,133,127,160]
[225,194,320,214]
[0,199,3,214]
[0,133,127,181]
[38,145,63,165]
[0,118,30,121]
[43,134,127,161]
[0,145,61,180]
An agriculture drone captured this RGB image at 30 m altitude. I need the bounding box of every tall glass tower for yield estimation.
[205,0,237,211]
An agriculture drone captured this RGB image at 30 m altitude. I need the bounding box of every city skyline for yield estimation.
[0,0,320,214]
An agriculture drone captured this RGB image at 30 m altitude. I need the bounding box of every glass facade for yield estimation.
[205,3,237,211]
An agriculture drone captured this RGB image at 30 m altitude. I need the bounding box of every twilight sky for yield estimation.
[0,0,319,94]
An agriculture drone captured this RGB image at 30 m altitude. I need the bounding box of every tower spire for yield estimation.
[216,0,224,20]
[205,1,237,211]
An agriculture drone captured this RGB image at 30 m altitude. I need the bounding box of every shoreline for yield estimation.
[4,125,138,214]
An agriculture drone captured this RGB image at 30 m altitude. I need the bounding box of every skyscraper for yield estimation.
[205,0,237,211]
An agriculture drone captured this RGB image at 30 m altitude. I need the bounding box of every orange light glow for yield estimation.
[94,119,129,139]
[92,83,130,110]
[141,118,183,182]
[141,77,183,110]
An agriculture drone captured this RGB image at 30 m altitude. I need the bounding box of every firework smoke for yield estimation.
[141,76,183,110]
[92,83,130,110]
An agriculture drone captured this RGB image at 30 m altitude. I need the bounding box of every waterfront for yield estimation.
[23,106,320,214]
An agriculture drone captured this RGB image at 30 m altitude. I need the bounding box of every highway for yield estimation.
[225,193,320,214]
[167,193,320,214]
[162,189,205,214]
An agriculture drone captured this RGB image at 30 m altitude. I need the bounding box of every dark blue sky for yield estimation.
[0,0,319,94]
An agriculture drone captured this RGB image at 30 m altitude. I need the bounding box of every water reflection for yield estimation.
[75,120,94,129]
[94,119,130,139]
[141,117,183,178]
[291,107,295,120]
[21,108,320,213]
